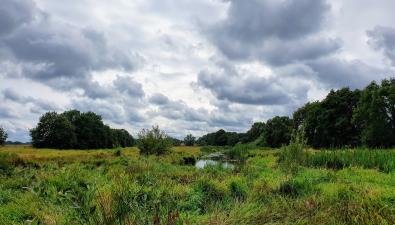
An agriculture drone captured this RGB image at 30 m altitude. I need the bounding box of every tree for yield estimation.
[353,81,395,148]
[137,126,172,155]
[244,122,266,143]
[293,88,361,148]
[31,110,134,149]
[71,111,108,149]
[0,127,7,146]
[30,112,76,149]
[112,129,135,148]
[184,134,196,146]
[259,116,293,148]
[293,101,323,148]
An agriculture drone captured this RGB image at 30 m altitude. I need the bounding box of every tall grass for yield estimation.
[2,145,395,224]
[305,149,395,172]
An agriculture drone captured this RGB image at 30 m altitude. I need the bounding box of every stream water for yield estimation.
[195,152,235,169]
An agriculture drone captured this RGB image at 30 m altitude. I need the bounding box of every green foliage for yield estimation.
[200,146,223,154]
[278,129,307,173]
[294,88,361,148]
[244,122,266,143]
[194,179,228,212]
[30,112,77,149]
[305,149,395,173]
[353,80,395,148]
[168,137,182,146]
[0,127,7,146]
[197,129,244,147]
[259,116,293,148]
[137,126,172,155]
[30,110,134,149]
[184,134,196,146]
[2,146,395,224]
[224,143,253,160]
[0,153,24,175]
[294,79,395,149]
[228,178,247,200]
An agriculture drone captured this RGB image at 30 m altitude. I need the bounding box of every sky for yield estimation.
[1,0,395,142]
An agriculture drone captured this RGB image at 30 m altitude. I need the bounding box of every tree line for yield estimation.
[197,79,395,149]
[30,110,134,149]
[2,78,394,150]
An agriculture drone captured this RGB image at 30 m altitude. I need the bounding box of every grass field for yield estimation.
[1,145,395,224]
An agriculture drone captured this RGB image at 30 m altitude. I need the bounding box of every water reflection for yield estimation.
[195,159,234,169]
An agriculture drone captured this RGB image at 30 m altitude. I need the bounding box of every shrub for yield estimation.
[278,129,307,173]
[137,126,172,155]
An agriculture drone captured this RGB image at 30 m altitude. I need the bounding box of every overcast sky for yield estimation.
[1,0,395,141]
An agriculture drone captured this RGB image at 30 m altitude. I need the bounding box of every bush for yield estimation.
[278,129,307,173]
[137,126,172,155]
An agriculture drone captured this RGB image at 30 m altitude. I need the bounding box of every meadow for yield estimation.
[1,145,395,225]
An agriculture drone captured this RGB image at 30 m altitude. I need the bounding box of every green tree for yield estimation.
[293,101,322,148]
[353,81,395,148]
[184,134,196,146]
[31,110,134,149]
[30,112,76,149]
[72,111,108,149]
[244,122,266,143]
[0,127,7,146]
[137,126,172,155]
[259,116,293,148]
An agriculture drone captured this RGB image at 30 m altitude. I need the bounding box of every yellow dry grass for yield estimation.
[0,145,201,162]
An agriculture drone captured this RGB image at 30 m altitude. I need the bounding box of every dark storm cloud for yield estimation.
[367,26,395,66]
[206,0,336,64]
[0,0,36,36]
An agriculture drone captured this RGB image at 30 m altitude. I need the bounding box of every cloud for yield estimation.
[2,88,60,113]
[367,26,395,66]
[113,76,145,98]
[306,57,387,89]
[196,61,309,105]
[149,93,170,105]
[0,0,36,36]
[205,0,337,64]
[0,1,140,94]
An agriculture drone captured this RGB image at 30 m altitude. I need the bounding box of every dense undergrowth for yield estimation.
[1,146,395,224]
